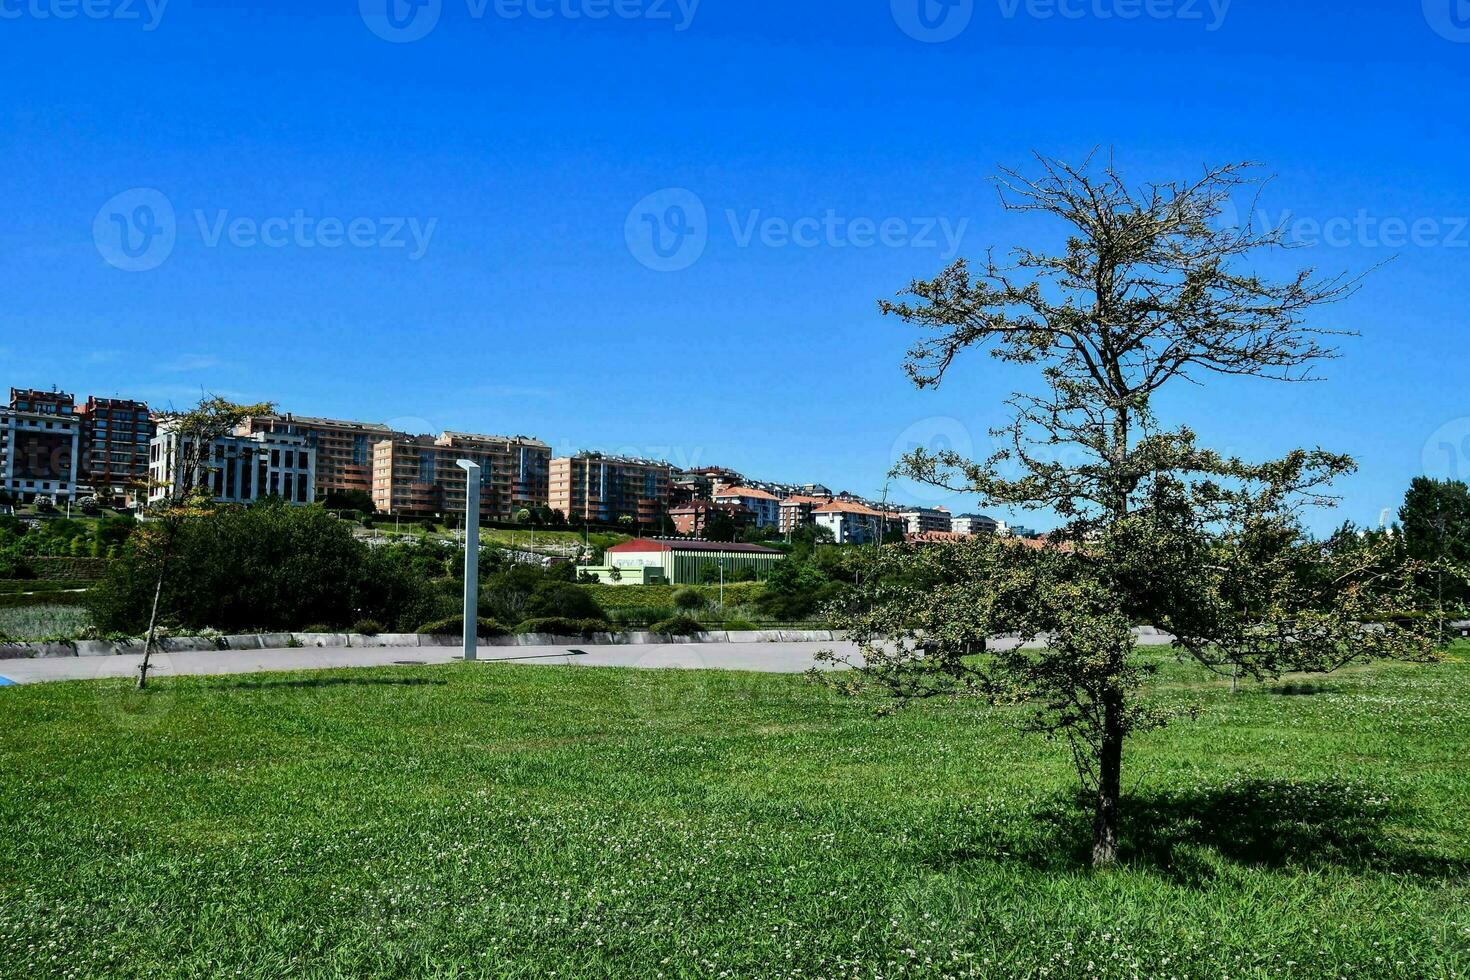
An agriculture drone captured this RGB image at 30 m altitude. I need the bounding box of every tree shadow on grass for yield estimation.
[924,779,1467,886]
[204,678,447,691]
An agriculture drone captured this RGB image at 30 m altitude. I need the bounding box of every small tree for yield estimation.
[702,510,738,542]
[818,155,1431,867]
[134,396,272,689]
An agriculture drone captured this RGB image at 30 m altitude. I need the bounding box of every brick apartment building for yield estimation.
[550,453,672,527]
[241,414,400,501]
[371,432,551,519]
[78,396,152,504]
[777,492,834,533]
[668,499,755,537]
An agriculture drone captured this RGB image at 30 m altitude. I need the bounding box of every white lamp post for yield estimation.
[457,460,481,662]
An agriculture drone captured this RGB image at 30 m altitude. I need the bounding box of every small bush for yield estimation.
[671,588,705,612]
[352,618,385,636]
[724,618,757,631]
[416,616,509,638]
[525,582,607,622]
[302,624,337,634]
[609,606,675,627]
[514,617,608,637]
[649,615,706,636]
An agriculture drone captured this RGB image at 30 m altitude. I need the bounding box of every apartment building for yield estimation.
[672,466,744,504]
[669,500,754,537]
[900,506,953,536]
[712,485,781,527]
[78,396,152,504]
[813,499,904,545]
[241,414,399,501]
[778,492,834,533]
[550,453,672,526]
[2,389,82,503]
[371,431,551,519]
[148,424,316,506]
[951,513,1001,536]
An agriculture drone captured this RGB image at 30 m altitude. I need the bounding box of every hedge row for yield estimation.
[581,582,765,610]
[0,580,89,595]
[25,557,113,582]
[0,592,90,609]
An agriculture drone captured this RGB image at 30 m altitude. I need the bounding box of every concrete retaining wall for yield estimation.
[0,628,844,660]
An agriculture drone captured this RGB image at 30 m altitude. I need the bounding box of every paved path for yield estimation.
[0,641,864,686]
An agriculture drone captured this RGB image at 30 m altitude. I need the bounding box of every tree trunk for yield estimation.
[137,524,173,691]
[137,569,165,690]
[1091,691,1124,868]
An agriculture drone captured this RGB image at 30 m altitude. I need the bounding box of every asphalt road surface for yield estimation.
[0,642,865,686]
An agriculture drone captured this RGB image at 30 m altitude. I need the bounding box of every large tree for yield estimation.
[819,155,1430,867]
[1399,476,1470,617]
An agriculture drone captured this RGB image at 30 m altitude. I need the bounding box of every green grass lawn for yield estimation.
[1,654,1467,979]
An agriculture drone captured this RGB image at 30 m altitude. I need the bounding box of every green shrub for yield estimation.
[513,617,609,636]
[724,618,757,631]
[649,615,706,636]
[302,624,337,634]
[352,618,385,636]
[416,616,509,638]
[609,605,675,627]
[88,501,440,634]
[525,582,607,622]
[671,588,705,612]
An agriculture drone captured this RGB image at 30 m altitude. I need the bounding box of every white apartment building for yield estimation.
[149,424,316,506]
[713,485,782,527]
[0,408,82,503]
[814,499,903,545]
[900,506,953,535]
[951,513,1001,536]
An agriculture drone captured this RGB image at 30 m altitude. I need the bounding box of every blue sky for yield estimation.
[1,0,1466,533]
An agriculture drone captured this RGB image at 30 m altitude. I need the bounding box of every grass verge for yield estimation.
[0,654,1466,978]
